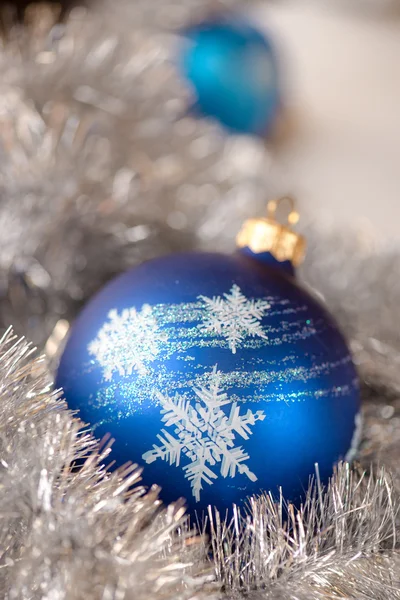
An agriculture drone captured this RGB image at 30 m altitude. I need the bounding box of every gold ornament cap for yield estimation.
[236,197,306,267]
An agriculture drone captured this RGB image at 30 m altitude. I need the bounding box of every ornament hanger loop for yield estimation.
[267,196,300,226]
[236,195,306,266]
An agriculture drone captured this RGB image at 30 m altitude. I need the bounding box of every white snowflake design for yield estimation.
[198,284,270,354]
[88,305,167,380]
[142,366,265,502]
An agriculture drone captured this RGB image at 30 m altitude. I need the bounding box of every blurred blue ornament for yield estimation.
[179,16,280,135]
[56,202,360,517]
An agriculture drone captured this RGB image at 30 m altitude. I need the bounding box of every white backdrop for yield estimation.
[256,2,400,238]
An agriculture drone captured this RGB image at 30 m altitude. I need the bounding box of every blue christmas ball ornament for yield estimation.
[179,16,280,135]
[56,200,360,516]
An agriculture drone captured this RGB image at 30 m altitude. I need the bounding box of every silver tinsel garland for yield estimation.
[0,1,399,598]
[1,329,399,599]
[210,463,400,599]
[0,328,214,599]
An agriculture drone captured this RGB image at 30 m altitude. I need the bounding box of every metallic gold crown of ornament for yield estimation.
[236,197,307,267]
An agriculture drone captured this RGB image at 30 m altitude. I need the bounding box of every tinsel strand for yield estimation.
[0,328,214,599]
[210,463,400,599]
[0,0,269,349]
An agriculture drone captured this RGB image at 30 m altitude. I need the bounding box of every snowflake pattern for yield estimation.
[88,305,167,380]
[142,366,265,502]
[198,284,270,354]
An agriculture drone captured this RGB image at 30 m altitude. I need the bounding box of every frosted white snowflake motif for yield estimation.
[142,366,265,502]
[198,284,270,354]
[88,305,167,380]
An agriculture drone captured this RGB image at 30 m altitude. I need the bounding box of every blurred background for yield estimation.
[260,0,400,237]
[4,0,400,242]
[3,0,400,240]
[0,0,399,353]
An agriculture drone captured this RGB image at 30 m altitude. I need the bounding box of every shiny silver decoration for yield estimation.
[0,328,214,600]
[210,462,400,600]
[0,0,270,349]
[0,328,398,599]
